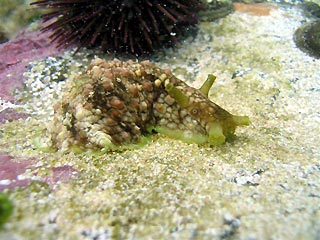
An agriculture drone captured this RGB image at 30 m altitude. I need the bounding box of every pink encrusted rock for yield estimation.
[0,153,34,191]
[0,153,77,191]
[43,166,77,187]
[0,23,63,102]
[0,108,29,123]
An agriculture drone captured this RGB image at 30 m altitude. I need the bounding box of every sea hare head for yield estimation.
[165,74,250,145]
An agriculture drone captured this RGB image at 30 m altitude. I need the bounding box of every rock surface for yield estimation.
[0,25,62,102]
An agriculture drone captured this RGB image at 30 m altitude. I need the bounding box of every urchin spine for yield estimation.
[31,0,204,55]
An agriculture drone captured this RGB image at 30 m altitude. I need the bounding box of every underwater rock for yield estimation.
[299,1,320,18]
[0,26,61,101]
[199,0,234,22]
[43,166,77,187]
[49,58,249,151]
[294,20,320,58]
[0,153,77,191]
[0,154,33,191]
[0,109,29,124]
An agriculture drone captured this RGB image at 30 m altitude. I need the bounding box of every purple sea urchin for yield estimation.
[30,0,204,55]
[49,58,249,151]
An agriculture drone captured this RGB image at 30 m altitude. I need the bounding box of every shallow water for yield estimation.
[0,1,319,239]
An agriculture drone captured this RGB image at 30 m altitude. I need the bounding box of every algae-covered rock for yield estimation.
[294,20,320,58]
[0,0,42,41]
[300,1,320,18]
[200,0,234,21]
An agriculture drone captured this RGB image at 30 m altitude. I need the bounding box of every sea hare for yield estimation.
[49,58,249,151]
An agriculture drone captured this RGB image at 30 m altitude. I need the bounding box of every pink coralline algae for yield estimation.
[0,109,29,124]
[0,153,77,191]
[0,26,62,102]
[0,153,34,191]
[0,25,63,123]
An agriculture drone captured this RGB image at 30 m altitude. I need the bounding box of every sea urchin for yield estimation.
[31,0,204,55]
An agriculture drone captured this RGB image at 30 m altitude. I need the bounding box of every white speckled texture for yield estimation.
[0,3,319,240]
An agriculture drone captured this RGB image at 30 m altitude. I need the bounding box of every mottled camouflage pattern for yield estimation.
[49,58,249,151]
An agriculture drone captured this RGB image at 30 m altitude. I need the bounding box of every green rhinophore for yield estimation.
[199,74,216,97]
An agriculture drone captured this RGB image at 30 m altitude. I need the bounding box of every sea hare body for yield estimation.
[50,58,249,151]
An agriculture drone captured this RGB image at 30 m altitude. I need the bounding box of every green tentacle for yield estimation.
[207,122,226,145]
[199,74,216,97]
[232,115,250,126]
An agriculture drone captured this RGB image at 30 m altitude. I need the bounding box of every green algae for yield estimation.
[0,118,47,156]
[0,193,13,227]
[0,0,43,41]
